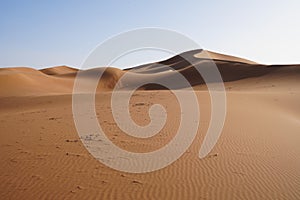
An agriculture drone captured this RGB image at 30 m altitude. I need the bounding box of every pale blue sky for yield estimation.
[1,0,299,69]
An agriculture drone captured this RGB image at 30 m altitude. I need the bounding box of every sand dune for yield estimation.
[40,65,78,75]
[195,50,257,64]
[126,49,257,73]
[0,67,74,97]
[0,50,300,199]
[1,49,298,96]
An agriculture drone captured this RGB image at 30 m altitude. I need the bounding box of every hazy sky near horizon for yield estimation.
[1,0,299,69]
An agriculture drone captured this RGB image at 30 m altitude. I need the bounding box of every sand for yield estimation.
[0,50,300,199]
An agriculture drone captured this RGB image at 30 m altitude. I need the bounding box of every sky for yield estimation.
[1,0,300,69]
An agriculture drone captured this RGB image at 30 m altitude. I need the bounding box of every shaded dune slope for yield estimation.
[124,49,300,90]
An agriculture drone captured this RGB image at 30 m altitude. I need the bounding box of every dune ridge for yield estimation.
[40,65,78,75]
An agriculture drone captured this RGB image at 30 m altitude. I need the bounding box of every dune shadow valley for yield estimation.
[0,49,300,200]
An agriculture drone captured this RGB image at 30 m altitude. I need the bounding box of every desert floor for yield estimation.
[1,89,300,199]
[1,50,300,199]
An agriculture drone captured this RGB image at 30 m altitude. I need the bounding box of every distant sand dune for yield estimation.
[40,65,78,75]
[0,67,74,96]
[1,49,299,96]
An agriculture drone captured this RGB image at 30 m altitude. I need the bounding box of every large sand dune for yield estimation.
[0,50,300,199]
[1,49,299,95]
